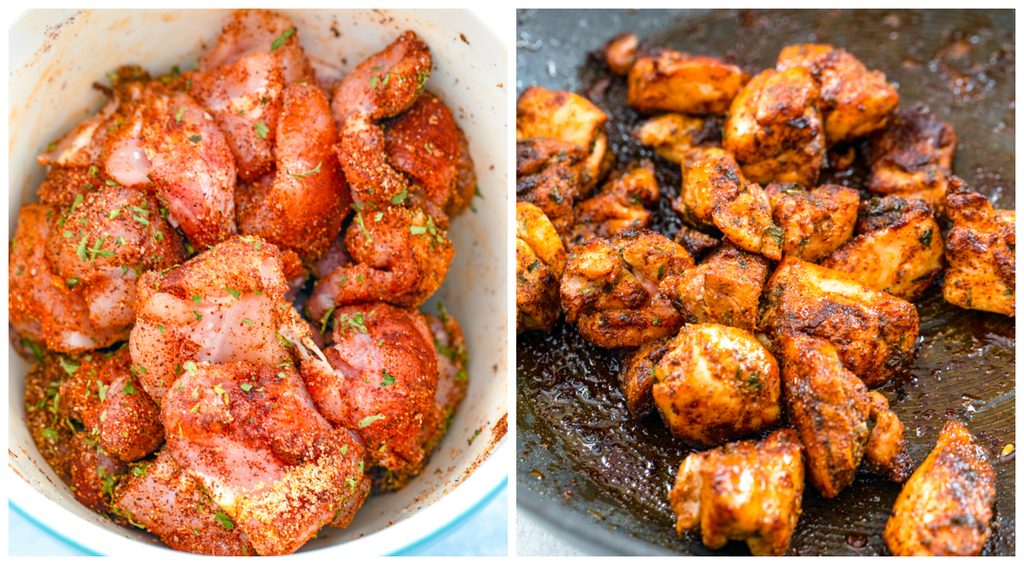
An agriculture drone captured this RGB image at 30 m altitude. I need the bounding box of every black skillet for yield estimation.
[516,9,1015,555]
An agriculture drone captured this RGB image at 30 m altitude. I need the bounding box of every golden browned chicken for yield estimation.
[865,104,956,211]
[723,68,825,187]
[570,161,660,245]
[766,183,859,261]
[560,230,693,348]
[760,257,920,388]
[516,86,610,193]
[943,178,1015,316]
[516,202,567,333]
[604,32,639,76]
[776,44,899,145]
[516,138,587,237]
[884,420,997,556]
[628,50,746,115]
[822,195,944,300]
[673,225,720,259]
[652,323,781,445]
[713,182,783,261]
[778,333,912,498]
[617,336,671,418]
[631,113,715,164]
[670,428,804,556]
[331,30,432,122]
[661,242,769,332]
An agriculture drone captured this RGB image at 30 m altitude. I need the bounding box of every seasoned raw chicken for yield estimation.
[662,242,769,332]
[604,33,639,76]
[331,30,432,122]
[113,450,255,555]
[884,420,997,556]
[24,355,78,484]
[866,104,956,211]
[516,86,610,193]
[777,44,899,145]
[822,195,944,300]
[627,50,746,115]
[779,333,912,498]
[336,112,416,211]
[670,428,804,556]
[67,431,128,514]
[516,202,567,333]
[632,113,716,164]
[560,230,694,348]
[570,160,660,245]
[59,347,163,462]
[653,323,781,445]
[943,178,1015,316]
[617,336,671,418]
[760,257,920,388]
[723,68,825,187]
[516,138,588,236]
[766,183,859,261]
[163,361,368,555]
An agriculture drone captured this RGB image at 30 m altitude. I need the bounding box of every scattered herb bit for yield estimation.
[156,324,166,334]
[338,312,368,333]
[224,286,241,300]
[254,121,268,139]
[123,380,137,395]
[131,463,150,478]
[212,383,229,406]
[187,134,202,143]
[270,27,296,51]
[277,371,287,379]
[96,381,110,401]
[214,511,235,529]
[240,382,254,392]
[353,210,372,241]
[468,427,482,445]
[341,444,349,455]
[59,357,80,375]
[88,165,99,177]
[380,370,396,387]
[107,208,121,220]
[290,161,322,178]
[390,189,408,205]
[174,107,185,123]
[319,306,336,334]
[358,414,385,428]
[193,310,203,321]
[242,318,254,326]
[276,332,294,349]
[42,427,59,442]
[454,368,468,381]
[105,179,120,186]
[657,264,666,280]
[76,234,89,261]
[919,229,933,248]
[183,361,198,376]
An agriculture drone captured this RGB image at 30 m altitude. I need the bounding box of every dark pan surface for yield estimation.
[516,9,1015,555]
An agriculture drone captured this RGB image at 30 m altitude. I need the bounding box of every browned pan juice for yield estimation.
[517,9,1014,555]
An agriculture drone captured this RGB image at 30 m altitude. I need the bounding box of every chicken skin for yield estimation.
[516,86,610,193]
[617,336,671,418]
[113,450,255,555]
[570,160,661,245]
[766,183,859,262]
[776,44,899,145]
[632,113,716,164]
[627,50,746,115]
[604,33,639,76]
[653,323,781,446]
[760,257,920,388]
[670,428,804,556]
[723,68,825,187]
[331,30,432,122]
[560,230,694,348]
[516,138,587,237]
[516,202,567,333]
[884,420,997,556]
[661,243,769,332]
[822,195,944,301]
[942,178,1015,316]
[778,333,912,498]
[865,104,956,211]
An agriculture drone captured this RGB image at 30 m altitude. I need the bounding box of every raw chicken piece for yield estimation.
[68,431,128,514]
[24,354,77,484]
[331,30,432,122]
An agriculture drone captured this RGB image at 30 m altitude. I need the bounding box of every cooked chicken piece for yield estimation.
[760,257,919,388]
[673,225,720,260]
[163,361,368,555]
[384,91,477,217]
[864,391,915,483]
[653,323,780,445]
[777,44,899,145]
[865,104,956,211]
[662,243,769,332]
[24,355,77,484]
[516,202,567,333]
[569,161,660,245]
[822,195,943,300]
[113,450,255,555]
[670,428,804,556]
[766,183,859,261]
[884,420,997,556]
[68,431,128,514]
[618,336,671,418]
[300,303,437,480]
[943,178,1015,316]
[632,113,716,164]
[193,10,314,181]
[627,50,746,115]
[560,230,694,348]
[331,30,432,122]
[712,182,783,260]
[779,333,912,498]
[723,68,825,187]
[604,33,639,76]
[59,348,163,462]
[235,82,350,262]
[307,205,454,318]
[516,86,610,193]
[130,236,299,402]
[516,138,587,237]
[10,204,132,352]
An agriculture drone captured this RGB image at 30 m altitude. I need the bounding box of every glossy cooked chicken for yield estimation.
[603,32,639,76]
[884,420,997,556]
[560,230,694,348]
[515,137,587,237]
[617,336,671,417]
[670,428,805,556]
[652,323,781,445]
[627,50,746,115]
[631,113,716,164]
[516,202,567,333]
[569,160,660,245]
[765,183,859,262]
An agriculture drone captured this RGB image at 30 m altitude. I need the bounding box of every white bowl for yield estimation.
[7,9,508,556]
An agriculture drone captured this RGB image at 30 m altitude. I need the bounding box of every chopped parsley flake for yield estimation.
[380,370,396,387]
[358,414,385,428]
[254,121,269,139]
[214,511,234,529]
[270,27,296,51]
